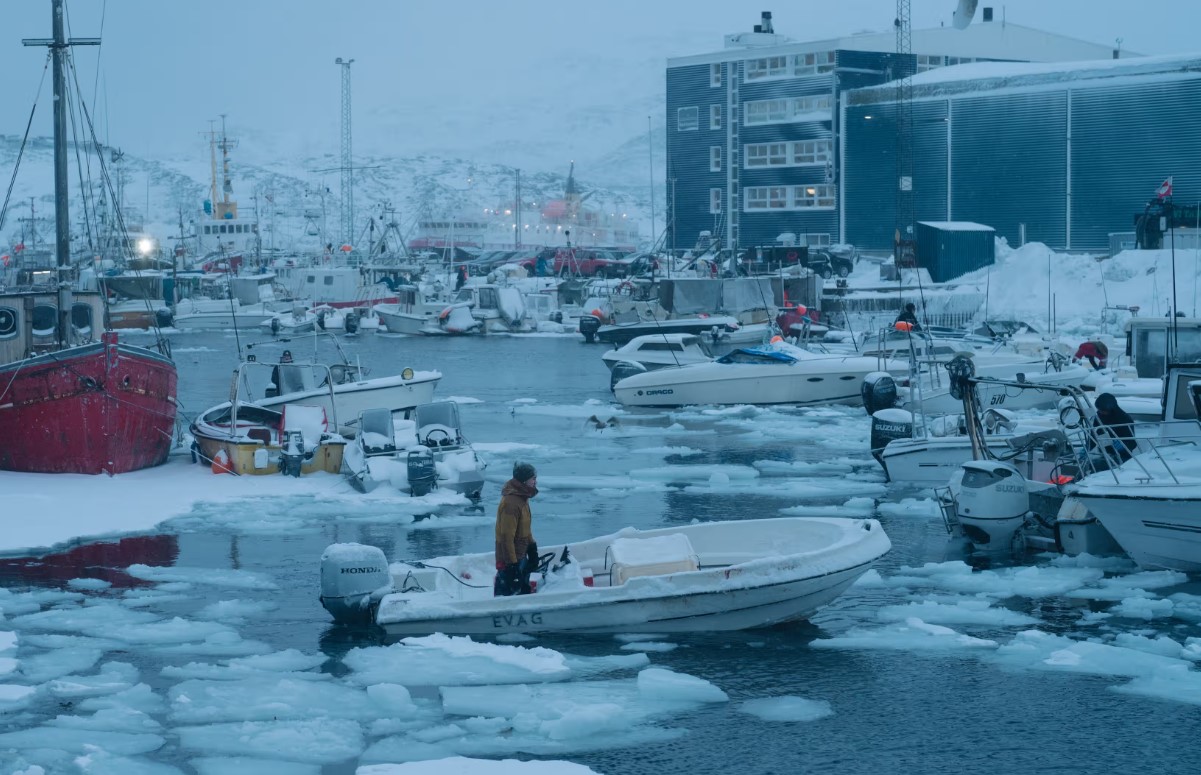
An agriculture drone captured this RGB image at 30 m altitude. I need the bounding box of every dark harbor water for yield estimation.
[2,329,1200,774]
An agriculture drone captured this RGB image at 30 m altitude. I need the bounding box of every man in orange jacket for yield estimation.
[494,461,539,596]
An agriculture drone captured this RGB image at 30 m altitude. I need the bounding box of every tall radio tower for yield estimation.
[335,57,355,247]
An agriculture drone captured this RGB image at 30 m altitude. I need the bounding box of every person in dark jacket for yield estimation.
[895,302,921,330]
[1088,392,1138,470]
[494,462,539,596]
[455,265,468,291]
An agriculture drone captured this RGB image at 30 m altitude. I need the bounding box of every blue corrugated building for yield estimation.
[842,54,1201,251]
[666,10,1129,254]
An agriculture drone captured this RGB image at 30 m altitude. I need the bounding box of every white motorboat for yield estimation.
[421,284,534,335]
[602,333,714,390]
[1068,364,1201,571]
[237,333,441,433]
[319,516,890,635]
[596,316,742,347]
[343,403,487,500]
[374,283,448,335]
[172,298,277,330]
[614,341,905,407]
[262,305,318,335]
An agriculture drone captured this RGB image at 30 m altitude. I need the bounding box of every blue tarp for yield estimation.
[716,347,797,365]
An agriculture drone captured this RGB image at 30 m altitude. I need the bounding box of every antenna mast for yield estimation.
[335,57,355,248]
[894,0,915,273]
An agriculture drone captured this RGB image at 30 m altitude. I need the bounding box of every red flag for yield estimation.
[12,242,24,253]
[1155,177,1173,200]
[0,254,9,266]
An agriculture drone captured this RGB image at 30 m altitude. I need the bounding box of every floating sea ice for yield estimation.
[47,660,139,698]
[151,630,273,659]
[876,599,1038,627]
[176,719,365,765]
[782,496,876,518]
[1111,596,1175,620]
[48,752,182,775]
[90,617,237,646]
[630,446,702,456]
[359,757,602,774]
[812,617,998,652]
[630,464,758,482]
[1168,593,1201,622]
[194,599,279,624]
[1112,633,1191,660]
[19,646,103,683]
[851,569,885,588]
[78,683,165,715]
[46,705,162,734]
[561,653,650,678]
[739,695,834,722]
[0,683,36,712]
[125,564,278,590]
[620,641,678,653]
[344,634,571,687]
[0,726,164,756]
[883,561,1104,599]
[193,757,319,775]
[10,602,159,633]
[1048,553,1137,572]
[168,676,374,724]
[753,460,856,477]
[990,629,1190,679]
[66,577,112,591]
[636,667,728,703]
[876,498,941,519]
[0,588,84,617]
[1114,663,1201,707]
[471,442,541,454]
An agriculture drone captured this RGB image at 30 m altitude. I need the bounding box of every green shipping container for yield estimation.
[916,221,996,283]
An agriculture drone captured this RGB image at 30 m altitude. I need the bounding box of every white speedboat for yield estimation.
[343,403,487,500]
[614,342,905,407]
[258,362,441,433]
[319,516,890,635]
[262,306,318,335]
[596,316,742,347]
[602,333,716,372]
[172,298,277,330]
[1067,365,1201,571]
[421,284,534,335]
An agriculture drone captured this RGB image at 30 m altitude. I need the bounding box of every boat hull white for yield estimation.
[1070,492,1201,572]
[614,358,896,407]
[173,311,276,330]
[258,373,440,428]
[344,517,891,635]
[881,436,1011,486]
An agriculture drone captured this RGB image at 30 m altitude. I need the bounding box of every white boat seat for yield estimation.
[358,408,397,456]
[608,533,699,586]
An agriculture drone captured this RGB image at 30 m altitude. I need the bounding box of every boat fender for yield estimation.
[861,371,898,415]
[211,448,233,475]
[319,542,390,624]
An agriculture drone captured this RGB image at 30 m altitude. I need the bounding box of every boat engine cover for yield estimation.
[862,371,898,415]
[610,360,648,391]
[870,408,913,465]
[320,543,389,623]
[956,461,1027,521]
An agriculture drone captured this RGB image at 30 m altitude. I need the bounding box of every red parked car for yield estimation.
[521,248,629,278]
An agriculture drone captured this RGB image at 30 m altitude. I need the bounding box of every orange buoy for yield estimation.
[770,335,784,343]
[894,321,913,332]
[211,448,233,475]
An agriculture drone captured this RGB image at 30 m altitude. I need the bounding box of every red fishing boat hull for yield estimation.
[0,332,177,474]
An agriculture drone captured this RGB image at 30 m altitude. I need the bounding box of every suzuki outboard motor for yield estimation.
[319,542,389,624]
[279,429,308,477]
[406,447,437,496]
[155,307,174,329]
[870,408,914,470]
[953,460,1028,552]
[610,359,648,391]
[862,371,898,415]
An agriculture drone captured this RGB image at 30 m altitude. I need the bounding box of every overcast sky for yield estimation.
[0,1,1196,166]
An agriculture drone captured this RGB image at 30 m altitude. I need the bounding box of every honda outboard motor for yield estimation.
[319,542,389,624]
[870,407,914,471]
[270,316,281,336]
[155,307,174,328]
[952,460,1028,552]
[406,447,437,496]
[862,371,898,414]
[610,359,648,391]
[579,314,602,344]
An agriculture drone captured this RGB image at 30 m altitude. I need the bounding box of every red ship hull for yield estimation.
[0,332,177,475]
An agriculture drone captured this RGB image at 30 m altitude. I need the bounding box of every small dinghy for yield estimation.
[319,517,890,636]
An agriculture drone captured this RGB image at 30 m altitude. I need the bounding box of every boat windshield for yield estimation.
[277,364,320,394]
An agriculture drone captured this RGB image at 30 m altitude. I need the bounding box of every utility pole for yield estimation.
[894,0,915,273]
[515,168,522,250]
[335,57,355,248]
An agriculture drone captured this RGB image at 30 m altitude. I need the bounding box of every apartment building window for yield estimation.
[945,56,973,66]
[710,104,722,130]
[746,55,789,80]
[743,185,835,211]
[743,186,789,210]
[744,99,790,125]
[677,106,699,131]
[710,146,722,172]
[792,139,833,165]
[744,143,788,167]
[710,188,722,214]
[794,51,835,76]
[711,63,722,87]
[793,95,832,117]
[793,184,836,209]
